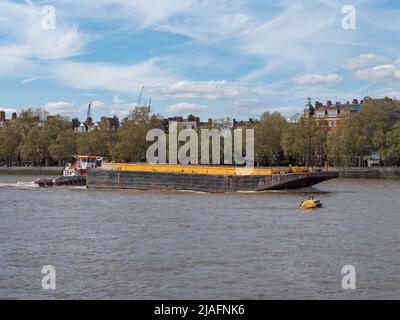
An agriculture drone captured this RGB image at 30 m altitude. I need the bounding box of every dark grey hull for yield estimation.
[87,169,338,193]
[35,176,86,187]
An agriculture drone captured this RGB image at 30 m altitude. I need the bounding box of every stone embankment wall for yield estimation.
[330,167,400,179]
[0,167,63,175]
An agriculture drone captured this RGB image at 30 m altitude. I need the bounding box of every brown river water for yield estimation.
[0,175,399,299]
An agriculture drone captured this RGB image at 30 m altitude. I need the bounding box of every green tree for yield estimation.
[49,130,78,164]
[18,128,41,164]
[328,115,368,166]
[282,118,328,166]
[38,116,70,165]
[77,124,117,158]
[255,112,287,165]
[385,122,400,164]
[111,110,163,162]
[0,122,22,164]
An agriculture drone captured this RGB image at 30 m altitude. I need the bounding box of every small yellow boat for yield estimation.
[300,197,323,210]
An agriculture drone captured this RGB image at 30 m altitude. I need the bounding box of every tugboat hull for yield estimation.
[35,176,86,187]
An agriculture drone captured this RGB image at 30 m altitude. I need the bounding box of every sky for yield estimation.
[1,0,400,121]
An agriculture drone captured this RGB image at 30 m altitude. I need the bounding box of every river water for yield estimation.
[0,175,399,300]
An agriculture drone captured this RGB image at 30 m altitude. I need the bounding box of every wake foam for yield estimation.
[0,181,39,189]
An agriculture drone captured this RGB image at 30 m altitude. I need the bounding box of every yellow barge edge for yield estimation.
[100,163,309,176]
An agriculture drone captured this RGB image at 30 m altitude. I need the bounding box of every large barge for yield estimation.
[87,163,338,193]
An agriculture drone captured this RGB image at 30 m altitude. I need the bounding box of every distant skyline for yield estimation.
[1,0,400,120]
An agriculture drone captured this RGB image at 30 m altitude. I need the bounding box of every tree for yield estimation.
[328,116,367,166]
[129,106,151,123]
[385,122,400,164]
[0,122,22,164]
[18,128,41,164]
[282,118,329,166]
[111,114,163,162]
[327,99,400,166]
[38,116,70,165]
[255,112,287,165]
[49,130,77,164]
[78,124,117,158]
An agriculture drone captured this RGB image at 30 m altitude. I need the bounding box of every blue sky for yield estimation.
[1,0,400,121]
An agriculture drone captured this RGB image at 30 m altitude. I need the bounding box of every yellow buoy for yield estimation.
[300,198,322,210]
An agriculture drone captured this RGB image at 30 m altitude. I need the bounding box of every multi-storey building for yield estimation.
[303,97,371,128]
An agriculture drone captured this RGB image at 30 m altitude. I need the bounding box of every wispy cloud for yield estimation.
[51,58,178,94]
[355,64,400,81]
[342,53,389,70]
[166,102,210,114]
[0,1,88,75]
[20,75,42,84]
[293,74,342,86]
[43,101,75,115]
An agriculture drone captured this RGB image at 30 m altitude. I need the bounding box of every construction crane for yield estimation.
[86,103,92,120]
[137,86,145,107]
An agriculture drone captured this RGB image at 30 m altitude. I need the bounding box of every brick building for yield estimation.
[303,97,371,128]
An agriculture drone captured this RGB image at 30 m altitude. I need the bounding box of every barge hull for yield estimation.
[87,169,338,193]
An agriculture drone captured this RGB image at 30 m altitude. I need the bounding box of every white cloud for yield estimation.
[51,59,255,100]
[166,102,210,114]
[51,58,178,94]
[156,1,251,43]
[293,74,342,86]
[50,0,251,43]
[43,101,75,115]
[90,101,107,109]
[0,1,88,75]
[342,53,389,70]
[110,103,137,118]
[238,1,340,78]
[20,76,42,84]
[112,95,125,104]
[355,64,400,81]
[149,80,243,100]
[50,0,189,29]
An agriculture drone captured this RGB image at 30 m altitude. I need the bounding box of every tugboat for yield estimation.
[35,155,102,187]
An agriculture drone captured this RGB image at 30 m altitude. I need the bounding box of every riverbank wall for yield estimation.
[330,167,400,179]
[0,167,63,176]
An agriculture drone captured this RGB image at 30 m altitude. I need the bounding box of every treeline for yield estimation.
[0,107,161,166]
[1,100,400,167]
[256,99,400,167]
